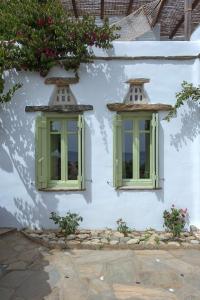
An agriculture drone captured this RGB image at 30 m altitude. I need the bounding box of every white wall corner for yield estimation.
[191,25,200,41]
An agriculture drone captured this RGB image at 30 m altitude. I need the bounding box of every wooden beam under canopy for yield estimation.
[71,0,78,18]
[45,77,79,85]
[101,0,104,19]
[127,0,134,15]
[169,16,184,39]
[152,0,167,27]
[169,0,200,39]
[185,0,192,40]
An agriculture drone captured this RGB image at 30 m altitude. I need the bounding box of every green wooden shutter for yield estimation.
[78,115,85,189]
[35,115,48,190]
[152,113,159,188]
[113,114,122,188]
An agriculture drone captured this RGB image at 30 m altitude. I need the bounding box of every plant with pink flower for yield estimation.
[163,205,189,238]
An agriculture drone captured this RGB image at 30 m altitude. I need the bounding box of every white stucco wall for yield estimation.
[191,25,200,41]
[0,41,200,230]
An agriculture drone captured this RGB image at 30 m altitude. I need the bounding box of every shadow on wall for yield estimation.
[0,70,60,229]
[83,61,169,203]
[82,59,194,154]
[0,61,196,228]
[0,63,125,228]
[0,207,21,228]
[82,61,124,153]
[170,100,200,151]
[0,69,95,228]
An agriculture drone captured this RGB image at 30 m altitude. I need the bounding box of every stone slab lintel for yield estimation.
[25,105,93,113]
[107,103,173,112]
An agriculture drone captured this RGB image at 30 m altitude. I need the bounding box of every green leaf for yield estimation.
[165,81,200,121]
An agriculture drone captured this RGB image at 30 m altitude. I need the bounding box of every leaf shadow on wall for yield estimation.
[170,101,200,151]
[81,61,126,153]
[0,207,21,228]
[81,60,166,203]
[0,140,14,173]
[0,70,92,229]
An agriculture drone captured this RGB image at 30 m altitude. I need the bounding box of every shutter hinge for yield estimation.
[115,119,121,127]
[78,119,83,129]
[78,175,82,182]
[151,118,156,127]
[152,174,159,180]
[38,157,44,163]
[39,119,47,128]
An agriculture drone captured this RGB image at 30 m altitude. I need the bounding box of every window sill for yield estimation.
[39,188,86,192]
[117,186,161,191]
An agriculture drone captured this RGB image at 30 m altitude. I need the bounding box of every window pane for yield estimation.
[122,132,133,179]
[68,134,78,180]
[139,120,150,131]
[139,133,150,179]
[123,120,133,131]
[50,121,61,132]
[50,135,61,180]
[67,120,78,132]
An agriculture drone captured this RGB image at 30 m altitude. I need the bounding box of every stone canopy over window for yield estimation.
[107,78,173,112]
[45,77,78,106]
[25,77,93,113]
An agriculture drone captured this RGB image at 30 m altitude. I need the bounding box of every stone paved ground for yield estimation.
[1,231,200,299]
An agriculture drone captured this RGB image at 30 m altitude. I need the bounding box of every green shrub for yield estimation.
[154,236,160,245]
[50,211,83,236]
[116,218,131,236]
[163,205,188,238]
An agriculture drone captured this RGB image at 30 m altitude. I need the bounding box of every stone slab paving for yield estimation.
[0,228,16,236]
[1,231,200,299]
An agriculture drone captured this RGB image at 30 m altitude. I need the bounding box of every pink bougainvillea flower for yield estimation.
[47,17,54,25]
[36,18,46,27]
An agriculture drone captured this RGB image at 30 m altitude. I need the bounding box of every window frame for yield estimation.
[113,112,159,190]
[35,113,85,191]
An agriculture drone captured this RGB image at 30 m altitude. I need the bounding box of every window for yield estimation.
[35,114,85,190]
[113,112,159,189]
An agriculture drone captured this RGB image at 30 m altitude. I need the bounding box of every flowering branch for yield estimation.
[165,81,200,121]
[0,0,119,102]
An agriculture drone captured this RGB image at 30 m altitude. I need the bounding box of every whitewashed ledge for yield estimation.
[21,228,200,250]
